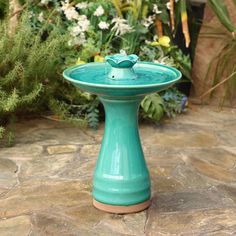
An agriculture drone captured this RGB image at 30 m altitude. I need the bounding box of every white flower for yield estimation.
[41,0,50,5]
[153,4,162,14]
[38,12,44,22]
[70,25,82,37]
[166,2,170,10]
[76,33,86,45]
[61,1,79,20]
[120,49,127,55]
[142,15,155,28]
[153,35,158,41]
[68,32,86,46]
[77,15,90,32]
[76,2,88,9]
[154,56,175,66]
[93,6,104,17]
[70,16,90,37]
[98,21,110,30]
[166,0,179,10]
[111,17,133,36]
[28,11,35,19]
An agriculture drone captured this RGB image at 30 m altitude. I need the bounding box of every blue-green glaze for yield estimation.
[105,53,139,68]
[105,53,139,80]
[94,97,150,205]
[63,62,181,98]
[63,54,181,207]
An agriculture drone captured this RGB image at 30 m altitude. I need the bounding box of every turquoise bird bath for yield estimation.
[63,53,181,214]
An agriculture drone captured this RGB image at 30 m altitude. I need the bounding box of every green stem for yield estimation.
[103,32,115,52]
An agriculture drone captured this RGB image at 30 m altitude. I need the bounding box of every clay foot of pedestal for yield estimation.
[93,199,151,214]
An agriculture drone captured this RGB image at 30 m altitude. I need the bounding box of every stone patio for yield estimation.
[0,105,236,235]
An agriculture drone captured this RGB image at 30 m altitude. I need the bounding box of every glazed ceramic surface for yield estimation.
[63,62,181,99]
[63,53,181,210]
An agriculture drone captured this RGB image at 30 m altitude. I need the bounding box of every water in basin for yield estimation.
[67,62,180,87]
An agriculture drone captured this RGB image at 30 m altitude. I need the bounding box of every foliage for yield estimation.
[141,0,191,48]
[86,98,100,129]
[141,88,187,121]
[24,0,191,80]
[25,0,192,56]
[200,0,236,105]
[140,43,191,80]
[161,88,187,118]
[6,131,15,147]
[0,15,62,118]
[0,0,8,19]
[26,0,190,118]
[0,126,4,138]
[208,0,236,33]
[49,95,100,128]
[0,13,100,141]
[141,93,165,121]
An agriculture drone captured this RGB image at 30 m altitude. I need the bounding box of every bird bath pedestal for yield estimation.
[63,54,181,214]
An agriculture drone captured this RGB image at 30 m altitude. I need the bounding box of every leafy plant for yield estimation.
[0,0,8,19]
[161,88,187,118]
[0,14,68,115]
[170,47,191,80]
[86,98,100,129]
[140,43,191,80]
[0,13,100,138]
[112,0,149,53]
[141,88,187,122]
[208,0,236,33]
[6,131,15,147]
[0,126,4,138]
[141,93,165,121]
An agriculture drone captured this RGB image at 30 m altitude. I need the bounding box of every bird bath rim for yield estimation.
[63,61,182,89]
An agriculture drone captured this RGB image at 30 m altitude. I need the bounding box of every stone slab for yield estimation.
[0,216,32,236]
[0,107,235,235]
[146,208,236,236]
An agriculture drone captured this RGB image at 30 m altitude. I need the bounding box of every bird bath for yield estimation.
[63,53,181,214]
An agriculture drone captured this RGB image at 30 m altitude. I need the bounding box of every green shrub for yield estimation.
[0,13,99,139]
[0,15,64,114]
[0,0,8,19]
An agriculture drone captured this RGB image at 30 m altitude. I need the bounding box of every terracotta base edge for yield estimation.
[93,198,151,214]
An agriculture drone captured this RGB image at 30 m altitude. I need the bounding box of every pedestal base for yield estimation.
[93,199,151,214]
[93,98,151,210]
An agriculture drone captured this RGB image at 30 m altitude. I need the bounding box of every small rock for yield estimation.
[47,145,78,155]
[80,144,100,157]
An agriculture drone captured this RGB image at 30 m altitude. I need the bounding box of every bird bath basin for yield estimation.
[63,53,181,214]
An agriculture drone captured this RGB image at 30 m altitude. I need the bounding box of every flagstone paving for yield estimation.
[0,105,236,235]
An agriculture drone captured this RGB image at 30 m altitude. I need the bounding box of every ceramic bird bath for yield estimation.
[63,53,181,214]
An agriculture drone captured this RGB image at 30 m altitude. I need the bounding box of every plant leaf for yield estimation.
[208,0,236,33]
